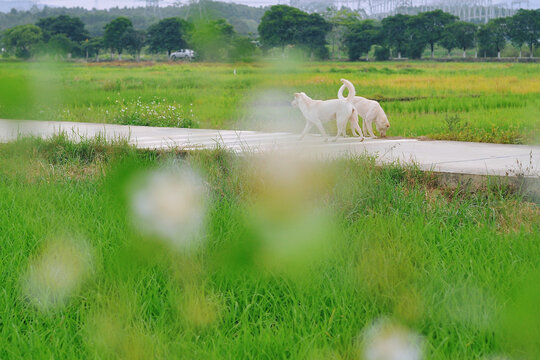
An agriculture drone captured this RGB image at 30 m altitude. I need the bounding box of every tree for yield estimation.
[295,13,331,59]
[2,24,43,58]
[146,17,190,57]
[444,21,477,58]
[381,14,410,59]
[47,34,76,58]
[36,15,89,43]
[258,5,305,52]
[405,15,427,59]
[123,29,145,61]
[189,19,235,61]
[103,17,133,60]
[229,36,257,61]
[508,10,540,58]
[478,18,508,59]
[345,19,381,61]
[407,10,457,58]
[439,29,457,57]
[81,37,103,61]
[324,8,362,60]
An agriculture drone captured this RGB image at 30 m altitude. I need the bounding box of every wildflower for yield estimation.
[362,318,424,360]
[130,164,208,251]
[22,237,93,311]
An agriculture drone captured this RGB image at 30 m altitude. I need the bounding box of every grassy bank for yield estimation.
[0,61,539,144]
[1,136,539,359]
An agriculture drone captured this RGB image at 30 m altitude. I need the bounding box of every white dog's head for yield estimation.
[376,112,390,137]
[291,92,309,108]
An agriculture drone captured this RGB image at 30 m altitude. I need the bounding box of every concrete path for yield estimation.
[1,119,539,178]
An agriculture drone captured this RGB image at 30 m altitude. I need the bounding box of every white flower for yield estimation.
[363,318,424,360]
[130,164,207,251]
[22,237,93,311]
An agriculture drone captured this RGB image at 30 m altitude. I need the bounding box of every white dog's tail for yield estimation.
[338,79,355,102]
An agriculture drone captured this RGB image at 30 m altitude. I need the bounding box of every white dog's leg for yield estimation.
[332,115,348,142]
[364,110,378,138]
[313,119,329,141]
[352,118,363,137]
[299,121,313,140]
[350,109,364,140]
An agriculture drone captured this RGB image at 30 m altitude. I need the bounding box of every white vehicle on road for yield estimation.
[170,49,196,61]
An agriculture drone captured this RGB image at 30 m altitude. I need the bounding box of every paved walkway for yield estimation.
[1,119,539,178]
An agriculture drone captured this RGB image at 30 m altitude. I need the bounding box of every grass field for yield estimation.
[1,136,539,359]
[0,60,539,144]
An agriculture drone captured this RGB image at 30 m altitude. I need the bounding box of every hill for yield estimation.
[0,2,267,36]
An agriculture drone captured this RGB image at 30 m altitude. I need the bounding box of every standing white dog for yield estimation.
[337,80,390,138]
[292,79,364,142]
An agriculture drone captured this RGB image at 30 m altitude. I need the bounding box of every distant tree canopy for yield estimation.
[146,17,190,56]
[258,5,331,59]
[323,8,363,60]
[81,37,103,60]
[189,19,235,61]
[0,3,265,37]
[258,5,305,51]
[123,29,145,61]
[103,17,133,59]
[444,21,477,57]
[296,13,331,59]
[2,24,43,58]
[478,17,508,58]
[406,10,458,58]
[36,15,89,42]
[345,19,380,60]
[507,9,540,58]
[381,14,410,59]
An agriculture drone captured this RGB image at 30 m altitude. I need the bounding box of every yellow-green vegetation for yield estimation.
[1,135,539,359]
[1,61,539,143]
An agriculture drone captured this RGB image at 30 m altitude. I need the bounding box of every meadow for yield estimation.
[0,60,539,144]
[0,135,539,359]
[1,60,539,359]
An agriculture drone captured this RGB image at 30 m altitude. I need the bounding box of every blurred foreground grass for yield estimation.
[0,61,539,144]
[0,135,538,359]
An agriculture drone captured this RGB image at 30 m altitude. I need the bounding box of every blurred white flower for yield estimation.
[363,318,424,360]
[484,355,512,360]
[23,237,93,311]
[130,164,207,251]
[247,154,335,274]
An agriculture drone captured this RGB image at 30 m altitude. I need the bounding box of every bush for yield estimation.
[374,46,390,61]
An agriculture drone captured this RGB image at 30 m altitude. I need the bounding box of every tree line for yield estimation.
[1,6,538,61]
[0,14,258,61]
[258,6,540,60]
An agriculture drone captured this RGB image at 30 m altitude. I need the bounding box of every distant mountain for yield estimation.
[0,1,267,36]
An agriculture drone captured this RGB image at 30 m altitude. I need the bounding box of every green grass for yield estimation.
[1,136,539,359]
[0,60,539,144]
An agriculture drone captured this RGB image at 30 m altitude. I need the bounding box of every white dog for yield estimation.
[292,79,364,142]
[337,81,390,138]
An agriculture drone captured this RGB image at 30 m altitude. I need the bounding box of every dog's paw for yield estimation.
[359,137,365,142]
